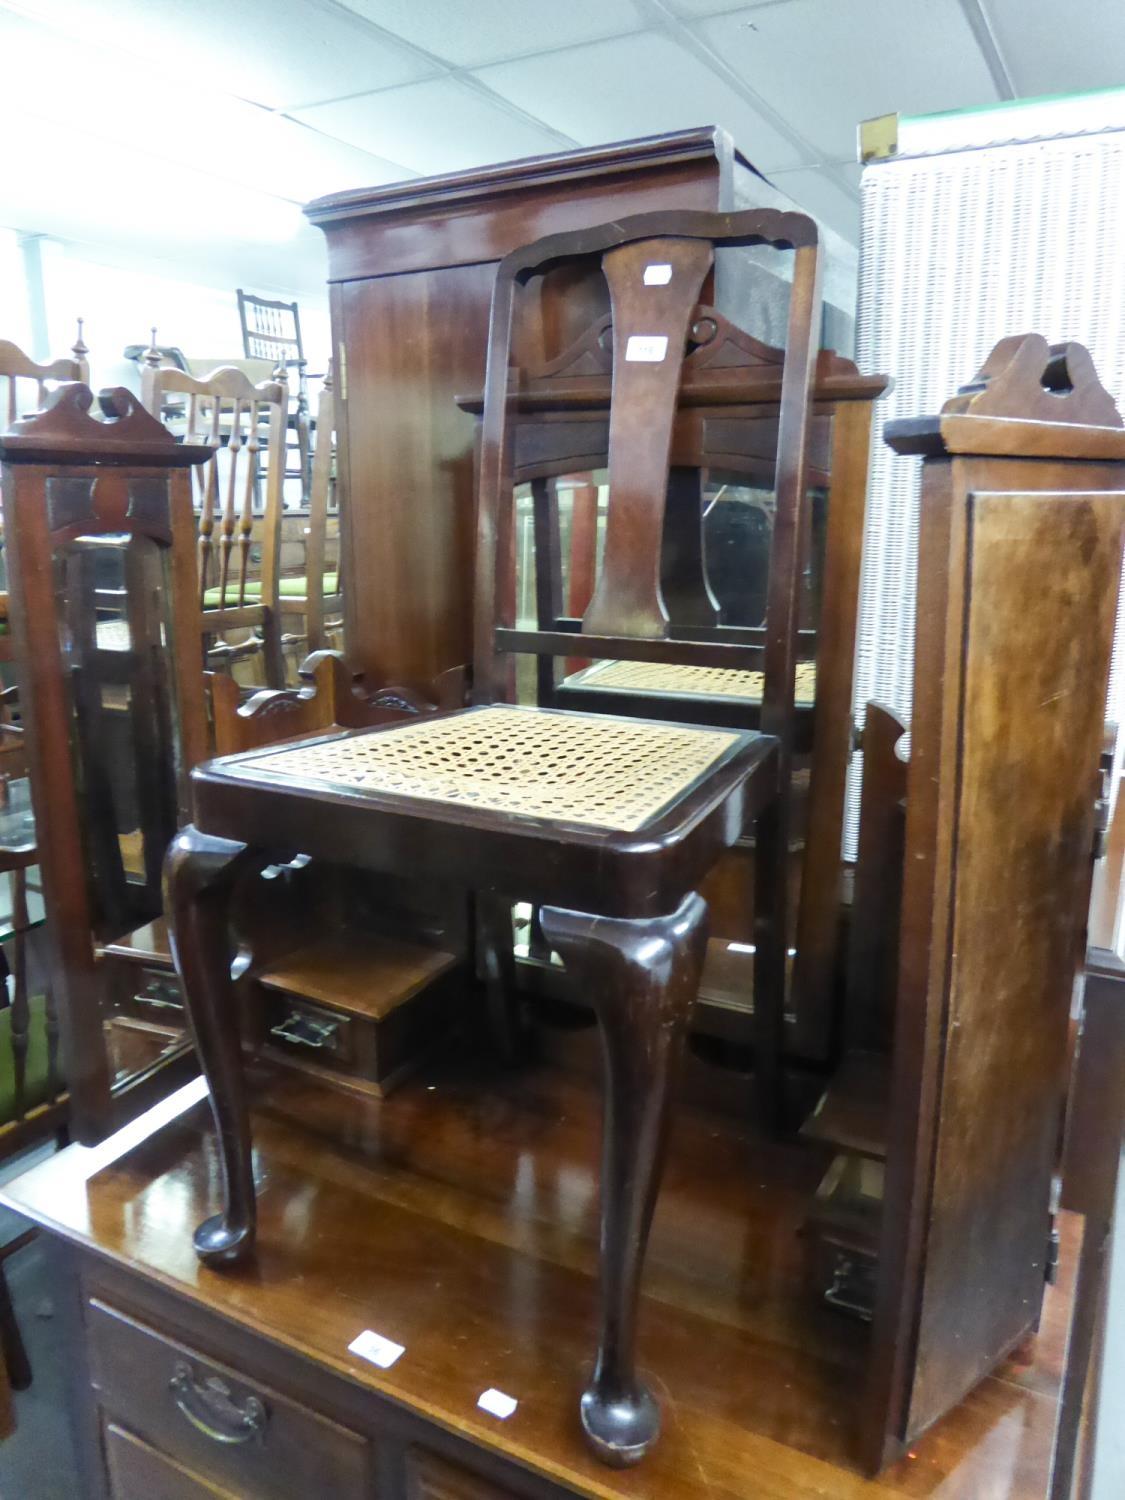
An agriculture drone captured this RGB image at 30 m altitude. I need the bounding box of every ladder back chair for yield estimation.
[237,289,311,504]
[164,208,821,1469]
[279,363,342,659]
[0,326,89,662]
[142,358,288,686]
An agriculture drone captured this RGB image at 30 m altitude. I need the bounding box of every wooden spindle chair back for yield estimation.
[143,362,287,685]
[237,290,304,370]
[298,364,342,655]
[473,209,822,780]
[0,325,88,432]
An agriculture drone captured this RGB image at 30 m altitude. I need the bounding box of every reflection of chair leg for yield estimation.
[163,827,260,1267]
[477,894,527,1063]
[541,893,708,1467]
[0,1253,32,1391]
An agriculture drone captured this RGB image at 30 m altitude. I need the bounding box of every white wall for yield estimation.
[1,227,331,401]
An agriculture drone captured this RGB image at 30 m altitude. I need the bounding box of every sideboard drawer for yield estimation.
[104,1422,238,1499]
[406,1448,528,1499]
[88,1298,372,1500]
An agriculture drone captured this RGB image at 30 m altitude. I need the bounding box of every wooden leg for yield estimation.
[540,892,708,1467]
[163,826,259,1267]
[0,1259,31,1391]
[752,795,787,1133]
[477,894,527,1063]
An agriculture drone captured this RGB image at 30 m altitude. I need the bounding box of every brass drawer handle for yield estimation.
[270,1010,339,1051]
[170,1360,268,1445]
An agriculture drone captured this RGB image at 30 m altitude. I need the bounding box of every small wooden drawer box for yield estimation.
[246,932,460,1098]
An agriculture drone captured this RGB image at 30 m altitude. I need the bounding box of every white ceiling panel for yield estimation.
[662,0,768,15]
[292,78,568,176]
[476,31,809,171]
[0,0,434,109]
[765,166,860,242]
[986,0,1125,98]
[338,0,646,68]
[696,0,1000,161]
[0,10,411,204]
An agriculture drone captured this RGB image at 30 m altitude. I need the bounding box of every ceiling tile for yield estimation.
[338,0,646,67]
[986,0,1125,97]
[662,0,769,15]
[0,10,412,204]
[4,0,435,109]
[695,0,1000,161]
[292,78,569,176]
[476,31,808,171]
[764,166,860,243]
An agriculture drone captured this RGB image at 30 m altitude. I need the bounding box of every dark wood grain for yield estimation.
[866,335,1125,1472]
[0,387,210,1144]
[0,1052,1084,1499]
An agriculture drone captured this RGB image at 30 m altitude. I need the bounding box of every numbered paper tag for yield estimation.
[625,335,669,363]
[478,1388,519,1419]
[348,1329,405,1369]
[643,263,672,286]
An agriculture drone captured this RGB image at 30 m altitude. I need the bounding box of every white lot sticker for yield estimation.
[478,1388,519,1419]
[643,263,673,285]
[625,335,669,363]
[348,1329,405,1369]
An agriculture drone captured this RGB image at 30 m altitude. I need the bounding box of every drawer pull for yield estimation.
[170,1360,268,1445]
[270,1011,339,1051]
[134,979,183,1012]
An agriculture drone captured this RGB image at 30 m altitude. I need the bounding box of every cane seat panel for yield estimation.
[244,705,744,833]
[563,659,818,706]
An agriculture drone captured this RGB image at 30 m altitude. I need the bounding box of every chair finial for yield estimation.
[322,359,333,395]
[143,328,162,370]
[72,317,88,362]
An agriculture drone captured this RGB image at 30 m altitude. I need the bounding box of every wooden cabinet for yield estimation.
[306,127,858,694]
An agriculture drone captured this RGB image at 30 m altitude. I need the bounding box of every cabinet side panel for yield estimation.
[907,489,1125,1437]
[337,265,495,688]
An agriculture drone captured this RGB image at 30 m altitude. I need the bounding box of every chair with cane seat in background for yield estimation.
[164,207,822,1468]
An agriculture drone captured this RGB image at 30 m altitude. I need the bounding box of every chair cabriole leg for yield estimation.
[163,825,258,1267]
[541,891,708,1467]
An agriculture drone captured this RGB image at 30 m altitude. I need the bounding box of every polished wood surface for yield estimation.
[1,1051,1079,1498]
[868,338,1125,1471]
[0,385,210,1144]
[309,126,854,694]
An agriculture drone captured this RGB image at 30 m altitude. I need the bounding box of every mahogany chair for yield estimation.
[141,357,288,685]
[0,383,212,1145]
[462,343,886,1058]
[165,207,822,1467]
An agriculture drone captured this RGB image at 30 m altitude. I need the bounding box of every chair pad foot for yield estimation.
[580,1383,660,1467]
[193,1215,254,1268]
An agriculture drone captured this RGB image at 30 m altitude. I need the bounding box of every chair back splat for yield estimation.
[472,208,823,793]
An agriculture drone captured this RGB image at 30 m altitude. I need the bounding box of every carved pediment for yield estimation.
[942,334,1122,429]
[527,305,787,386]
[0,383,211,467]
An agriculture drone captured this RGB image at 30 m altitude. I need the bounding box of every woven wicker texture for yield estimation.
[249,705,742,831]
[567,659,817,705]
